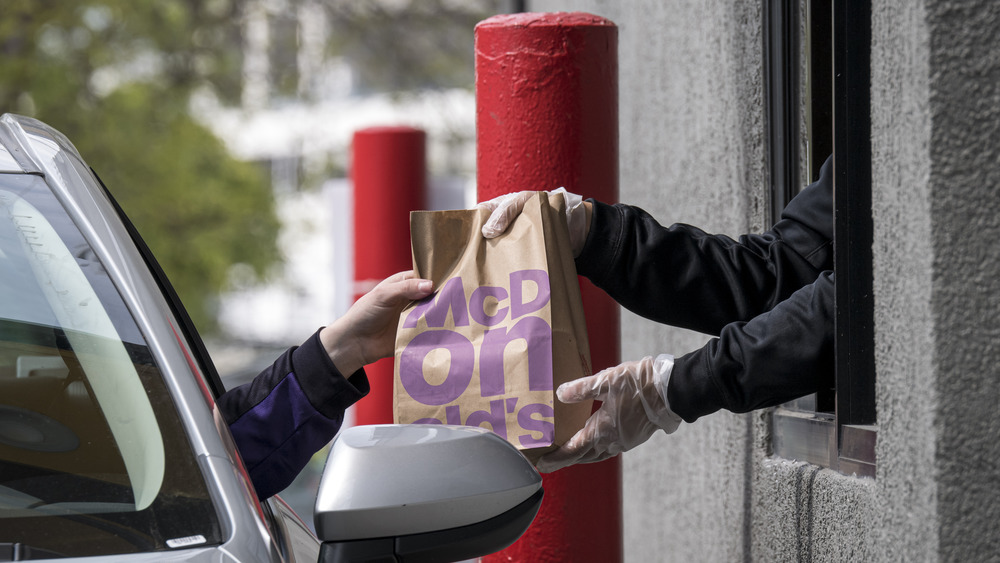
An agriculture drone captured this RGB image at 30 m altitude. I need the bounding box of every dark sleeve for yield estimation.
[575,156,834,335]
[667,271,835,423]
[217,328,370,499]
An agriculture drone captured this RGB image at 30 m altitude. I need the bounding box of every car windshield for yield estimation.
[0,172,221,558]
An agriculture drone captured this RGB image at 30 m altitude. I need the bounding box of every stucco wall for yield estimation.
[528,0,999,561]
[871,0,1000,560]
[918,0,1000,559]
[869,0,939,560]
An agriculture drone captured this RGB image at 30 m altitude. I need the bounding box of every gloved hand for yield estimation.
[479,188,591,257]
[535,354,682,473]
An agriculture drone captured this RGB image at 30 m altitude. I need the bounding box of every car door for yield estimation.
[0,113,315,562]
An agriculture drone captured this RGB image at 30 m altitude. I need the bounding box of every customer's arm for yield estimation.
[217,271,432,499]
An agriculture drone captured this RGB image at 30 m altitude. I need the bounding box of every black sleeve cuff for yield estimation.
[575,199,626,287]
[291,329,371,419]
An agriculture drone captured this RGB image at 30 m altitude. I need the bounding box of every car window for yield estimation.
[0,173,222,557]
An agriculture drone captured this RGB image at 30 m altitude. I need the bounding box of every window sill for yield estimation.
[771,407,876,479]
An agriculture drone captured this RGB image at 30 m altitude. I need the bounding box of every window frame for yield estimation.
[767,0,877,478]
[763,0,801,221]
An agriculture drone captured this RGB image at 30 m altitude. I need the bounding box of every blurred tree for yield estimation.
[0,0,279,334]
[0,0,510,334]
[73,85,282,334]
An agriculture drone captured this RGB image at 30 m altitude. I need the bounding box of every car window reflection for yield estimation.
[0,174,221,557]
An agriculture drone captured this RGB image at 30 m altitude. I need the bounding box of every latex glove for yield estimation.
[479,188,590,257]
[535,354,682,473]
[320,271,433,375]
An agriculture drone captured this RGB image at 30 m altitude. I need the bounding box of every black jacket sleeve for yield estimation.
[576,157,834,335]
[574,157,835,422]
[217,329,370,499]
[667,271,835,422]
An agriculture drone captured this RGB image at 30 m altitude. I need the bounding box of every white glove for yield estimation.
[479,188,589,257]
[535,354,682,473]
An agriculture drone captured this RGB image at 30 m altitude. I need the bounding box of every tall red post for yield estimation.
[476,13,622,563]
[352,126,426,426]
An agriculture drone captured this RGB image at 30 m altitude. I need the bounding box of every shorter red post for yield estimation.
[351,126,426,426]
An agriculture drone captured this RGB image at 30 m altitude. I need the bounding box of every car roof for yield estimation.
[0,143,21,172]
[0,113,84,175]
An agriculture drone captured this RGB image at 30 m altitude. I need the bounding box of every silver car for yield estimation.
[0,114,541,562]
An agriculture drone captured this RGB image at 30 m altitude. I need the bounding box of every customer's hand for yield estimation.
[536,354,682,473]
[320,271,433,375]
[479,188,592,257]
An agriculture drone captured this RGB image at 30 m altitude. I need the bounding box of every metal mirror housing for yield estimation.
[314,424,543,563]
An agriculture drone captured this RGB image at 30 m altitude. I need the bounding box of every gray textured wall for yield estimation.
[902,0,1000,559]
[527,0,1000,561]
[869,0,939,560]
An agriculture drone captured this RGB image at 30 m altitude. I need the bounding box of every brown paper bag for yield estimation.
[393,192,592,461]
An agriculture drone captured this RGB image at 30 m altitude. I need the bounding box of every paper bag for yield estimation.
[393,192,592,461]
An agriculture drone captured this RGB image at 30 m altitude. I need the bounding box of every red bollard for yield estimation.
[352,126,426,426]
[476,12,622,563]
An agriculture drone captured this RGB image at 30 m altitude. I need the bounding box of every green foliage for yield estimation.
[0,0,279,334]
[72,85,281,333]
[1,0,507,334]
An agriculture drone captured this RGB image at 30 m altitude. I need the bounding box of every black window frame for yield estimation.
[763,0,800,221]
[767,0,877,478]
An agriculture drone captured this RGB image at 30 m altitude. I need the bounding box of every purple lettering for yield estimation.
[464,399,508,440]
[398,330,474,405]
[479,316,553,397]
[470,286,509,327]
[505,397,518,413]
[517,403,555,447]
[402,277,469,328]
[446,405,462,425]
[413,417,442,424]
[510,269,550,319]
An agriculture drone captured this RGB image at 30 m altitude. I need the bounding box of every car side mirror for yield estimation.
[314,424,543,563]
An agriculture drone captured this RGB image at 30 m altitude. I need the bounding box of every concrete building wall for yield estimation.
[914,1,1000,559]
[868,1,939,560]
[529,0,999,561]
